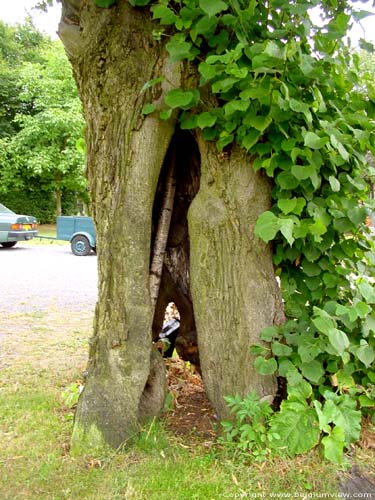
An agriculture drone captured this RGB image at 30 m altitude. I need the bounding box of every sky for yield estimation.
[0,0,374,44]
[0,0,62,39]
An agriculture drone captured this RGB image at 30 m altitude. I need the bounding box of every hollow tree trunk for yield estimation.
[59,0,285,452]
[59,0,180,452]
[189,138,284,418]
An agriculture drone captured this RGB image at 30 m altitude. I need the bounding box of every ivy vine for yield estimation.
[95,0,375,461]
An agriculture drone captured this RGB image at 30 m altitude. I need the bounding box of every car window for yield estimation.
[0,203,15,214]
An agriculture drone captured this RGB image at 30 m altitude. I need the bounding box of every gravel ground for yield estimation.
[0,241,98,313]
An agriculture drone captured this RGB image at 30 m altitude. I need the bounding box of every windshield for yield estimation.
[0,203,15,214]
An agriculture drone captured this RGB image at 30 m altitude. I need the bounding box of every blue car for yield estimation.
[0,203,38,248]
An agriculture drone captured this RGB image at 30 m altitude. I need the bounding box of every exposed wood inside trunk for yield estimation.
[152,131,200,368]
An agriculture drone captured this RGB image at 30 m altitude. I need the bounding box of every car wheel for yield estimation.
[71,235,91,256]
[1,242,17,248]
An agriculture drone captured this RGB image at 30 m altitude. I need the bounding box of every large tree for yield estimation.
[58,0,374,456]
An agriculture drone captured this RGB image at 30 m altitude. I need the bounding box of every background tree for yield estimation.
[58,0,374,461]
[0,23,87,220]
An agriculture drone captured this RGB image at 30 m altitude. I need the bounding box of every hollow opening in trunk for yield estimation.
[150,131,217,436]
[151,129,201,370]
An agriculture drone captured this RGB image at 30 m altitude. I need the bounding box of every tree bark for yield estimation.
[59,0,180,452]
[188,137,284,418]
[59,0,285,451]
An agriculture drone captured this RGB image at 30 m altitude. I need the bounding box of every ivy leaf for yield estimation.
[159,109,172,121]
[141,103,155,115]
[151,5,178,25]
[199,0,228,17]
[166,34,197,62]
[244,113,272,132]
[304,132,327,149]
[291,164,316,180]
[279,218,295,246]
[254,211,279,242]
[270,401,320,455]
[254,356,277,375]
[196,112,217,129]
[260,326,279,342]
[358,281,375,303]
[357,344,375,368]
[322,393,362,446]
[278,198,297,215]
[298,336,322,363]
[242,129,260,151]
[322,426,345,464]
[328,176,340,192]
[330,134,349,161]
[300,360,324,384]
[198,62,218,81]
[327,328,349,356]
[165,89,198,109]
[359,395,375,408]
[271,341,292,356]
[312,307,336,335]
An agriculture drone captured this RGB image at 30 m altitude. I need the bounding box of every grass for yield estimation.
[1,305,373,499]
[28,224,68,246]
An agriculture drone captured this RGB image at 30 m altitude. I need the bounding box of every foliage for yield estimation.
[0,19,47,138]
[0,23,87,220]
[118,0,375,461]
[218,391,275,462]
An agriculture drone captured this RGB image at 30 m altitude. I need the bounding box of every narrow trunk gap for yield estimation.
[150,131,217,437]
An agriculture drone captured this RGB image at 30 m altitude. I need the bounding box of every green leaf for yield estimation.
[359,395,375,408]
[151,5,178,25]
[304,132,327,149]
[198,62,218,81]
[328,176,340,192]
[165,89,197,109]
[245,114,272,132]
[298,336,322,363]
[159,109,172,121]
[196,112,217,129]
[271,341,292,357]
[300,360,324,384]
[358,281,375,303]
[141,103,155,115]
[278,198,297,215]
[254,211,279,242]
[242,129,260,151]
[270,401,320,455]
[166,35,196,62]
[279,218,295,246]
[327,328,349,356]
[287,380,313,402]
[322,426,345,464]
[254,356,277,375]
[312,308,336,335]
[180,113,198,130]
[291,164,316,180]
[199,0,228,17]
[357,344,375,368]
[260,326,279,342]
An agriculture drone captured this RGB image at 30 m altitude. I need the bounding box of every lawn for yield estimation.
[0,268,374,499]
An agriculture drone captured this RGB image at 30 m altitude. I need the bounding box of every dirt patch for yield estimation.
[162,357,217,442]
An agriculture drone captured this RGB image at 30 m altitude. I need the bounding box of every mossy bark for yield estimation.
[189,138,284,418]
[59,0,179,451]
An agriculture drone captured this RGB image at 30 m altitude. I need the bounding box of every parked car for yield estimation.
[0,203,38,248]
